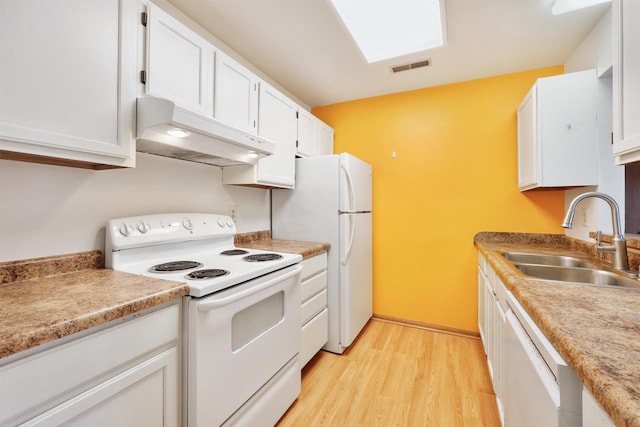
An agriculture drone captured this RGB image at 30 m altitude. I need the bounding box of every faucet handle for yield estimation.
[595,231,616,253]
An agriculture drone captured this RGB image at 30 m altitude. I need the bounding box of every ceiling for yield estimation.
[166,0,611,108]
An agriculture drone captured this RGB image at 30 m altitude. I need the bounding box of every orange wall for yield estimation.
[312,66,566,333]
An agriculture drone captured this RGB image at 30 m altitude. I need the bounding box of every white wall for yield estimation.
[563,7,624,240]
[0,153,270,262]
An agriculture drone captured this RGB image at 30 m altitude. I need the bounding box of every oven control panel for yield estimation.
[106,213,237,251]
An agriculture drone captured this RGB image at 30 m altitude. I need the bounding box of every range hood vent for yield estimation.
[136,96,275,167]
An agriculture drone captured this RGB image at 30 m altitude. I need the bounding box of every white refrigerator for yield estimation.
[272,153,372,354]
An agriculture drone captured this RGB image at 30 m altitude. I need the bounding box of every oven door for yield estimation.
[186,264,302,427]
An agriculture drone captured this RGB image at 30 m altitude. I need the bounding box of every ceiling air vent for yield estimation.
[391,59,431,73]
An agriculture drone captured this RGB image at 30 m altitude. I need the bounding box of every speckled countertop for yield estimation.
[0,251,188,361]
[235,230,330,259]
[0,232,328,362]
[475,232,640,427]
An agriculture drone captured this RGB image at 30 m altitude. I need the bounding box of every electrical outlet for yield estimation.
[578,206,588,227]
[227,204,238,222]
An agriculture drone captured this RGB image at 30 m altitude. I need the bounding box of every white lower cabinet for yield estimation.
[480,251,584,427]
[0,303,180,427]
[583,386,615,427]
[477,253,505,425]
[299,253,328,368]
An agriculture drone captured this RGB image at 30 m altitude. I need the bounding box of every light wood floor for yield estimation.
[276,319,500,427]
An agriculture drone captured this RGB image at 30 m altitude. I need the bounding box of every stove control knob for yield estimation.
[226,219,233,227]
[118,223,131,237]
[217,219,225,228]
[137,221,151,234]
[182,218,193,230]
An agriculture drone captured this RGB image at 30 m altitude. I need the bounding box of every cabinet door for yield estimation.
[517,70,598,190]
[0,304,180,426]
[256,83,297,188]
[582,386,616,427]
[517,88,538,189]
[0,0,137,168]
[146,2,214,117]
[478,266,487,352]
[613,0,640,164]
[297,109,317,157]
[316,119,335,156]
[484,282,495,382]
[23,347,179,427]
[215,52,259,134]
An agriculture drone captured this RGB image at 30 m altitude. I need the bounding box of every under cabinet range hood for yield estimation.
[135,96,275,167]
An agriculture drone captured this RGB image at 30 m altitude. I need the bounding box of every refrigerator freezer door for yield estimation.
[339,211,373,348]
[340,153,372,213]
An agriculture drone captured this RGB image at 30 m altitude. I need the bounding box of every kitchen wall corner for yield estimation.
[563,6,624,242]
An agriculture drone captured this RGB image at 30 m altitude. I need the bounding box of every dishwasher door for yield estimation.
[503,310,579,427]
[503,310,560,427]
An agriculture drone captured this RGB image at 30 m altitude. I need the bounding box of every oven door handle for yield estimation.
[197,264,303,311]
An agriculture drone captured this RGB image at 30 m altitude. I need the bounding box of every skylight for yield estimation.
[551,0,611,15]
[329,0,446,63]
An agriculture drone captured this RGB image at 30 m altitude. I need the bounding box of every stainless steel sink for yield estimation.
[515,264,640,289]
[501,251,598,268]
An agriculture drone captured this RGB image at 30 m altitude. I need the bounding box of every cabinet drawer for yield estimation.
[0,304,180,426]
[301,289,327,325]
[301,270,327,302]
[300,254,327,281]
[300,309,328,368]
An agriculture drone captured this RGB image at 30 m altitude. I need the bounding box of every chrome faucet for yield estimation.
[561,192,631,272]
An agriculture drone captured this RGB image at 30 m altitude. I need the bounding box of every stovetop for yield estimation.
[105,213,302,297]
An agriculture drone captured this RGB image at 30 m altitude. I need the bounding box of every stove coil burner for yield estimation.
[186,269,230,280]
[150,260,203,273]
[220,249,250,256]
[242,253,284,262]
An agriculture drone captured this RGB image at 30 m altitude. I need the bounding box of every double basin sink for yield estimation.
[500,251,640,290]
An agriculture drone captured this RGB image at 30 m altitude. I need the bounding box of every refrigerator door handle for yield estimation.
[340,162,356,211]
[341,213,356,265]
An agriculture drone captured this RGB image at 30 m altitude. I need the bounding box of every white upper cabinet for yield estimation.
[316,119,335,156]
[517,70,598,191]
[223,82,297,188]
[296,109,334,158]
[297,109,317,157]
[255,83,297,187]
[145,2,214,117]
[214,52,259,134]
[0,0,137,169]
[612,0,640,164]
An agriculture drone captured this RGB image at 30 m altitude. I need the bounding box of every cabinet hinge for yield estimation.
[141,12,148,26]
[296,140,299,148]
[140,70,147,84]
[296,111,299,119]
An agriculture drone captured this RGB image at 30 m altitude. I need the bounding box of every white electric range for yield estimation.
[105,213,303,427]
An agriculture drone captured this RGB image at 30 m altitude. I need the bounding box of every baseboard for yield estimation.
[372,314,481,339]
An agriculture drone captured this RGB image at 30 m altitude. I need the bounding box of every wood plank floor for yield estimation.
[276,319,500,427]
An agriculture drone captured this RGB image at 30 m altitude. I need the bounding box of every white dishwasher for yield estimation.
[503,292,582,426]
